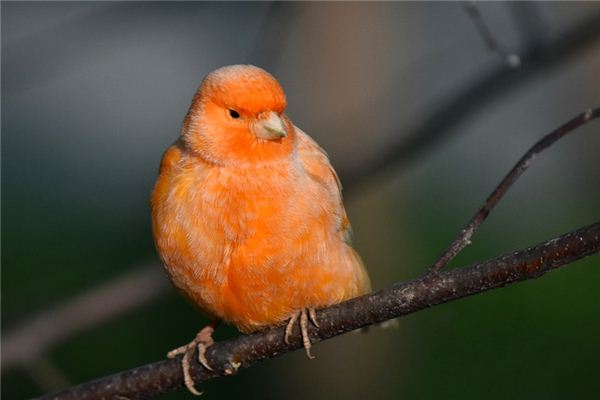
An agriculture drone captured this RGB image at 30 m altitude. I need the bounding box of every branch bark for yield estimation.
[38,222,600,400]
[428,107,600,274]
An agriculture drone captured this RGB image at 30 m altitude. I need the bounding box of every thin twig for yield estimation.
[462,1,521,68]
[36,222,600,400]
[427,107,600,275]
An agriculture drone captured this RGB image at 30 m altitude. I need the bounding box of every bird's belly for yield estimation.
[220,229,358,332]
[154,169,363,331]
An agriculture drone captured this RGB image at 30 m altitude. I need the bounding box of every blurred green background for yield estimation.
[2,2,600,399]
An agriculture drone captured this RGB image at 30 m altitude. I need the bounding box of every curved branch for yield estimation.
[428,107,600,274]
[38,222,600,400]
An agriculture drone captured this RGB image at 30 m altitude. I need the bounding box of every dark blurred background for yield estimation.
[2,2,600,399]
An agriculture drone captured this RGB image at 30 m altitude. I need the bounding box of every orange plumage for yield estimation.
[151,65,371,335]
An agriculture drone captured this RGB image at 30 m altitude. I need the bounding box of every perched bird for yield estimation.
[151,65,371,394]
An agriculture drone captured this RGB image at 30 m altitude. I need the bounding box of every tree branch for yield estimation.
[37,222,600,400]
[428,107,600,274]
[33,103,600,399]
[35,106,600,398]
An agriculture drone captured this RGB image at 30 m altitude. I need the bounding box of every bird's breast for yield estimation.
[152,157,345,327]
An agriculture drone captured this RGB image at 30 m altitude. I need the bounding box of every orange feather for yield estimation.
[151,65,371,333]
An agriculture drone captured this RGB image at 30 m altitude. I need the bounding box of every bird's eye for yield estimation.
[229,109,240,119]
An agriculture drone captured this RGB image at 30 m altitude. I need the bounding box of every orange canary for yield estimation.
[151,65,371,393]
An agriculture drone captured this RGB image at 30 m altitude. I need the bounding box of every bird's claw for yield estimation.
[197,343,214,372]
[182,351,203,396]
[284,308,319,359]
[167,324,216,396]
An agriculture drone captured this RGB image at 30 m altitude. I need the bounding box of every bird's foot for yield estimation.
[284,308,319,359]
[167,323,217,396]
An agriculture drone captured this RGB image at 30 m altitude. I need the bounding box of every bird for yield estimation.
[151,64,371,395]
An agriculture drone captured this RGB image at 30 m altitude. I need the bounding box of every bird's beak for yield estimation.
[254,111,288,140]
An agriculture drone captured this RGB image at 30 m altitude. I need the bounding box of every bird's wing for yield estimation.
[295,126,354,244]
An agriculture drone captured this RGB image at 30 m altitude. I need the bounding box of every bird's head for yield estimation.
[182,65,294,166]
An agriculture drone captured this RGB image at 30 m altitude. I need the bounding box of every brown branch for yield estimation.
[36,101,600,399]
[37,222,600,400]
[427,107,600,274]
